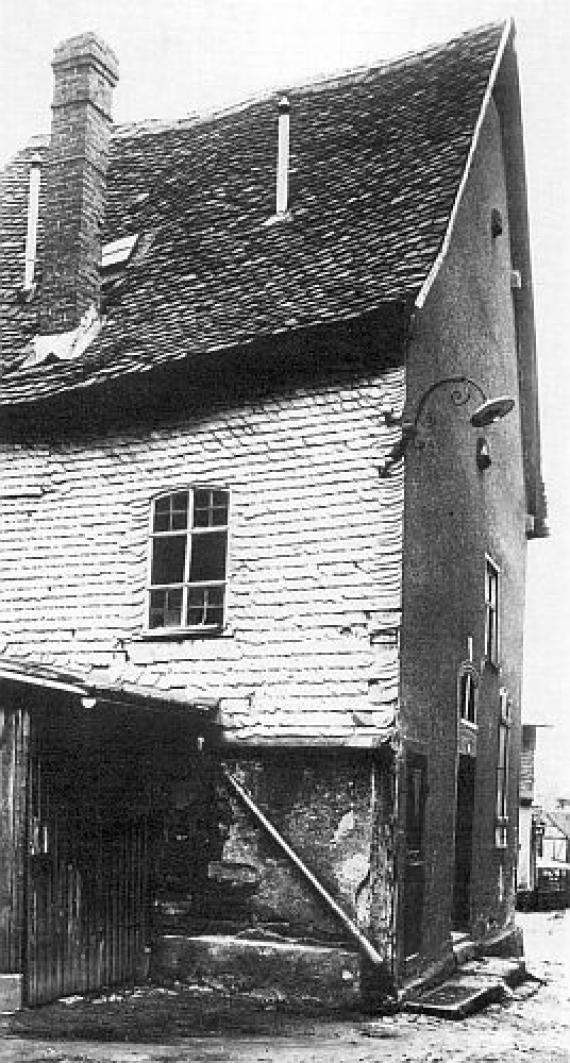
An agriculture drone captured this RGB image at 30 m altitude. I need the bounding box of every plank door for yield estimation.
[25,725,150,1006]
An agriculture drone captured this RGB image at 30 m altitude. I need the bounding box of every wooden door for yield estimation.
[25,717,150,1006]
[403,751,427,958]
[453,754,476,930]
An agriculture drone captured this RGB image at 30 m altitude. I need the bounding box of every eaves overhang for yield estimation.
[0,656,220,729]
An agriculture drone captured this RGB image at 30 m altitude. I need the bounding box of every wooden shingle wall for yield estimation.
[0,362,404,745]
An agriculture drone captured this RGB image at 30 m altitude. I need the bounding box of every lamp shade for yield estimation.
[470,395,515,428]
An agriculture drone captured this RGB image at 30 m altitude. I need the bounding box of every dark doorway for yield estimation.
[403,751,427,958]
[24,705,152,1005]
[453,754,476,930]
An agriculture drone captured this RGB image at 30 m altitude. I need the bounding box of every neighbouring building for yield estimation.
[0,20,547,1011]
[517,723,542,906]
[518,733,569,911]
[534,805,570,909]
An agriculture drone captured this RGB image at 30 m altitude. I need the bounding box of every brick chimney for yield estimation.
[39,33,119,335]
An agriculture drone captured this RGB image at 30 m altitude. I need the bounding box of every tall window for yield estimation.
[485,557,500,666]
[495,689,511,848]
[148,487,229,631]
[459,667,477,725]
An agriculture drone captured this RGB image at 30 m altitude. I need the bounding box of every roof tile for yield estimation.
[0,21,506,405]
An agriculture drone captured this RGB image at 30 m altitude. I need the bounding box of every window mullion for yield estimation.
[181,489,193,626]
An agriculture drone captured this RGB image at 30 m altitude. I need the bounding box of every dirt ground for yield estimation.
[0,910,568,1062]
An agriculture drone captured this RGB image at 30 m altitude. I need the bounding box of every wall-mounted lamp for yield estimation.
[378,376,515,476]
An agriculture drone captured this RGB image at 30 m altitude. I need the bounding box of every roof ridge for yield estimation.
[111,18,508,144]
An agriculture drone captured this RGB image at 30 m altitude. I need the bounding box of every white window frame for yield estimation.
[146,486,229,634]
[458,665,478,727]
[484,555,500,667]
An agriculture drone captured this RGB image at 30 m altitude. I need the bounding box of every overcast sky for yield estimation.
[1,0,569,799]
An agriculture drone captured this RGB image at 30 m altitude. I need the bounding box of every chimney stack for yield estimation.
[39,33,119,335]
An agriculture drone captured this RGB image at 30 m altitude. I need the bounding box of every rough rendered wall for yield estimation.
[400,97,527,972]
[221,750,394,964]
[0,350,404,746]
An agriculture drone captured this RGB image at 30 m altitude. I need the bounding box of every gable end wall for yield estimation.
[399,96,527,973]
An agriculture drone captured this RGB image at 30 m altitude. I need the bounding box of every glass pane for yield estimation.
[205,586,225,625]
[189,530,227,582]
[487,567,497,607]
[151,535,186,585]
[171,497,189,530]
[193,489,211,527]
[187,586,206,627]
[460,675,469,719]
[488,613,496,659]
[149,588,183,628]
[212,490,229,525]
[154,497,171,532]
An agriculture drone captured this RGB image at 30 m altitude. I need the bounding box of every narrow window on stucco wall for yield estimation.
[495,689,511,848]
[458,665,478,725]
[484,556,500,666]
[147,487,229,632]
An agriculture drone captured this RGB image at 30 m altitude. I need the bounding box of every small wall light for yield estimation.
[378,375,515,476]
[476,437,492,471]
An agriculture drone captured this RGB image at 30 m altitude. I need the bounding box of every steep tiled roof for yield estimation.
[0,21,508,406]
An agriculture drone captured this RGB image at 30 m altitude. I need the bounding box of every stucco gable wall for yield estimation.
[0,354,405,746]
[399,95,527,968]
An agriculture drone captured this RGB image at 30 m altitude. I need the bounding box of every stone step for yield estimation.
[150,933,364,1009]
[460,955,527,987]
[403,956,526,1019]
[453,935,479,966]
[404,973,505,1019]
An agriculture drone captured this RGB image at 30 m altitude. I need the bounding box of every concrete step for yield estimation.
[151,933,364,1009]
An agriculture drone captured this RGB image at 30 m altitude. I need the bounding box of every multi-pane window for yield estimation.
[485,557,500,666]
[148,488,229,631]
[495,689,511,848]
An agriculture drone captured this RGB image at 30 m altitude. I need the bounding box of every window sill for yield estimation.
[137,625,234,641]
[459,718,478,731]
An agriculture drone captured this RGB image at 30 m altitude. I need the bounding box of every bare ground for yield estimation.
[0,910,568,1062]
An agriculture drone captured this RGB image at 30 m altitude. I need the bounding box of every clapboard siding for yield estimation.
[0,362,404,744]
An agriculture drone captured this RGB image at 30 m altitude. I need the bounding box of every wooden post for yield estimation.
[0,696,29,1009]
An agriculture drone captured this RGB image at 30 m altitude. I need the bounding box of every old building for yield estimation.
[517,723,544,908]
[0,19,546,1011]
